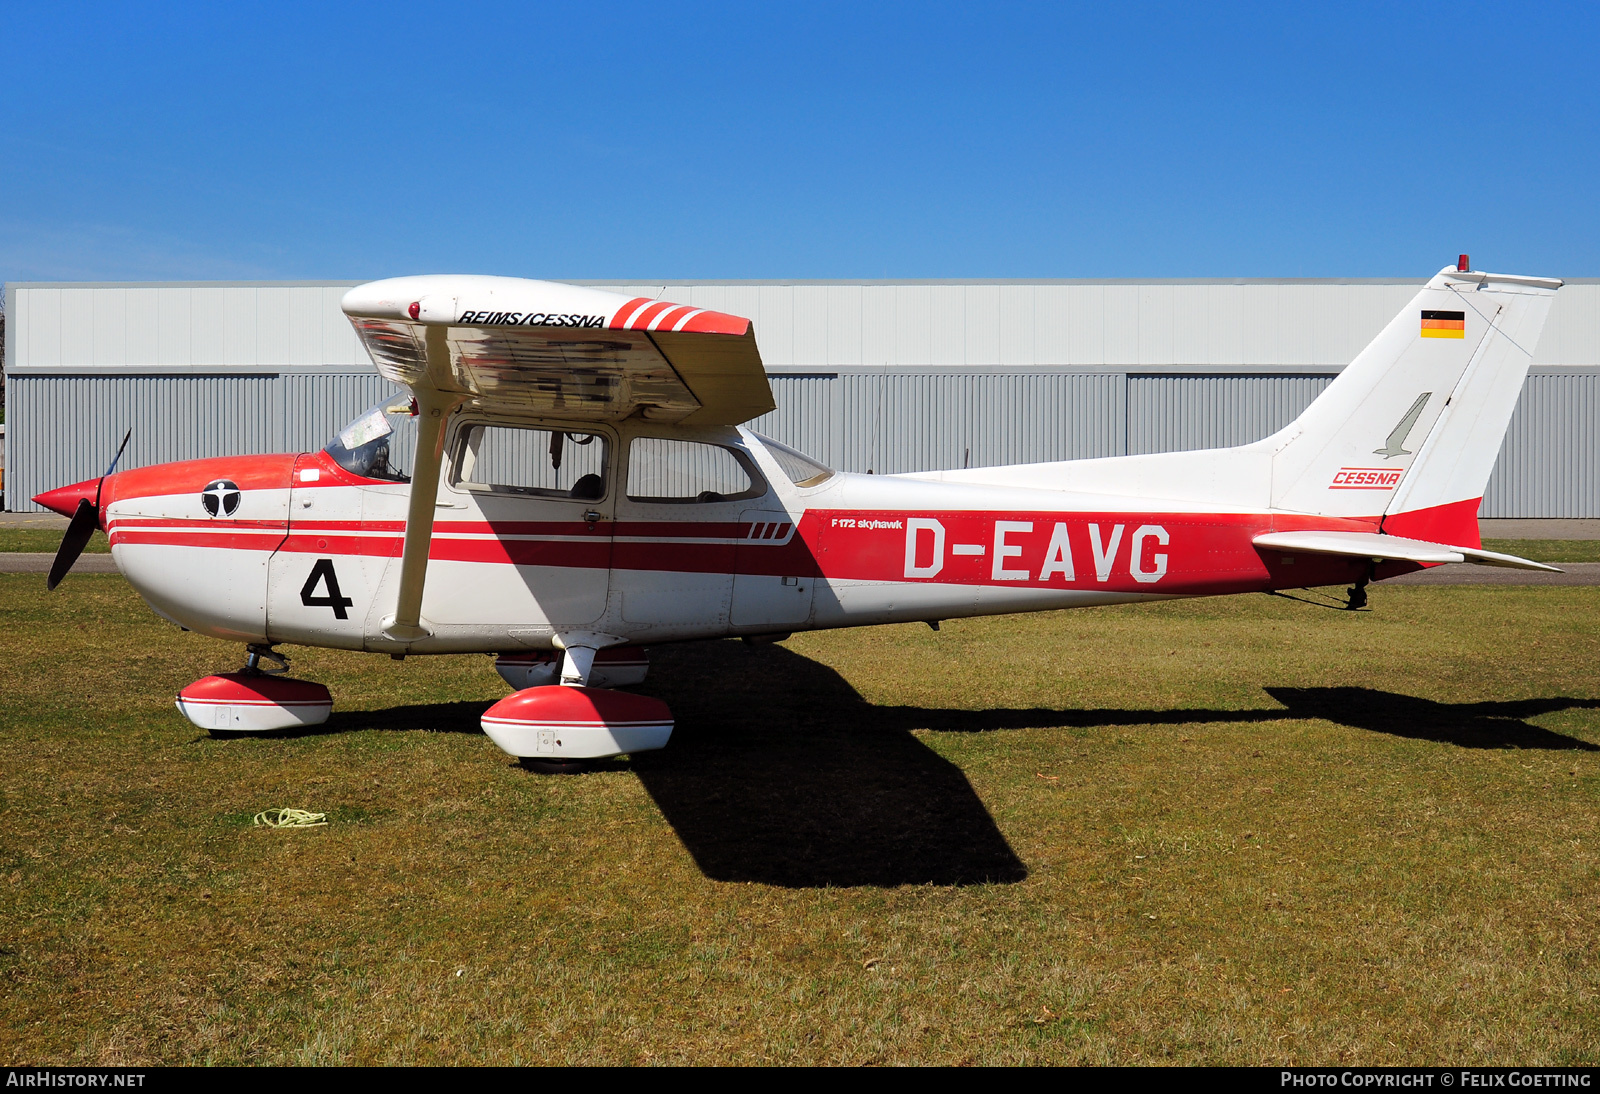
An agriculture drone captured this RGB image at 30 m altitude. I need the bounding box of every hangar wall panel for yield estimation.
[1481,372,1600,518]
[7,374,282,506]
[748,375,836,466]
[828,371,1124,475]
[1127,375,1334,455]
[8,279,1600,516]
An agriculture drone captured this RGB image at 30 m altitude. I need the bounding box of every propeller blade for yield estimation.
[47,498,100,591]
[97,429,133,508]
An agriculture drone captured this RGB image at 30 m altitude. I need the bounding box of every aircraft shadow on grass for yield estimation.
[227,642,1599,889]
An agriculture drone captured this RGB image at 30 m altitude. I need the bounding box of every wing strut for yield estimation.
[382,327,465,644]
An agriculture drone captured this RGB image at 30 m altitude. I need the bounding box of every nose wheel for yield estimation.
[519,757,590,775]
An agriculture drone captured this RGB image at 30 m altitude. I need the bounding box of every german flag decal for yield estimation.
[1420,309,1466,338]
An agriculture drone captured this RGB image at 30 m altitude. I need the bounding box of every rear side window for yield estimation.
[453,424,608,500]
[752,432,833,487]
[627,438,765,503]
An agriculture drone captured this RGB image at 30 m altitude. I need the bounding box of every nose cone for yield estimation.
[33,478,101,519]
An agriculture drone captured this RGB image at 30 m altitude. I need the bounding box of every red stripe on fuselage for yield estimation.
[800,508,1396,595]
[103,478,1414,593]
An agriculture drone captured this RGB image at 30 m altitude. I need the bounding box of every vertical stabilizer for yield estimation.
[1266,266,1559,545]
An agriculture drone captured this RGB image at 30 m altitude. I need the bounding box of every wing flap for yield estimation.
[1253,530,1561,572]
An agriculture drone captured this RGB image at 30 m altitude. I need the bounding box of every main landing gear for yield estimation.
[482,642,673,774]
[175,644,333,734]
[1346,562,1376,611]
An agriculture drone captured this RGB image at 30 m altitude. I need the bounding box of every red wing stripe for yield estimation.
[612,298,654,328]
[627,301,676,330]
[648,304,694,331]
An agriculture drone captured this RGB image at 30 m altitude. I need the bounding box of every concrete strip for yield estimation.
[0,514,70,529]
[0,553,121,574]
[1478,519,1600,540]
[1379,562,1600,586]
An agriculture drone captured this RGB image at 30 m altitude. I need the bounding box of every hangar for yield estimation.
[3,277,1597,515]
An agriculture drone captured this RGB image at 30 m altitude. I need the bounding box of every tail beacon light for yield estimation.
[480,686,673,760]
[177,674,334,733]
[1458,254,1470,272]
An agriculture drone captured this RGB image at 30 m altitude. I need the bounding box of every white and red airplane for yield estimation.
[34,259,1562,769]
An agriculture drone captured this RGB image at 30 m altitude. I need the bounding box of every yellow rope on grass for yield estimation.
[253,808,328,828]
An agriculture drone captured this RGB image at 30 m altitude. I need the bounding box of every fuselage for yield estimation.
[76,417,1410,654]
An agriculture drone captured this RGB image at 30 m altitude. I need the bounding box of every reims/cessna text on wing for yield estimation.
[35,258,1564,768]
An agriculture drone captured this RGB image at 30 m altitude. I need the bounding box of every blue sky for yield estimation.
[2,1,1597,282]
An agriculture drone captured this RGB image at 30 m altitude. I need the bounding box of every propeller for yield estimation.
[45,429,131,591]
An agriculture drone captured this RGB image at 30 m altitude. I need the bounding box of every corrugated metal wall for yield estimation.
[8,374,283,493]
[1126,374,1334,454]
[1482,372,1600,518]
[7,279,1599,515]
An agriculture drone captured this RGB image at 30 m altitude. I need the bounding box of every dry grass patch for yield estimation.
[1,575,1597,1064]
[0,529,109,554]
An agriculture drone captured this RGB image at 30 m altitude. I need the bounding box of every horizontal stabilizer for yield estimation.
[1453,545,1564,572]
[1252,531,1562,572]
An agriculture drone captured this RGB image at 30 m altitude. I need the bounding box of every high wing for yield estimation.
[340,275,772,644]
[341,275,773,427]
[1252,530,1561,572]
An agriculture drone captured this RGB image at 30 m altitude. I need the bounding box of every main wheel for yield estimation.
[519,757,589,775]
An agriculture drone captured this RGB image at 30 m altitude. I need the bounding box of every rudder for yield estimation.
[1266,265,1560,546]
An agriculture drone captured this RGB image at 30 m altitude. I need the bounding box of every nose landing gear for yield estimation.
[176,645,333,734]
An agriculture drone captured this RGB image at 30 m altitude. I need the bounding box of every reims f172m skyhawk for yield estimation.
[35,259,1563,768]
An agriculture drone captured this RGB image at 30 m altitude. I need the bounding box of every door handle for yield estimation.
[583,509,602,525]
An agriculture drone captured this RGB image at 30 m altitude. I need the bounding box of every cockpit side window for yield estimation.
[452,424,609,500]
[626,438,766,503]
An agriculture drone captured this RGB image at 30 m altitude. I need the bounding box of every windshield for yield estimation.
[752,432,833,487]
[323,393,418,482]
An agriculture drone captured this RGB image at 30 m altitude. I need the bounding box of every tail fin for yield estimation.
[1266,265,1560,546]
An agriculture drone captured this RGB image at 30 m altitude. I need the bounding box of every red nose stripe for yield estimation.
[33,478,101,519]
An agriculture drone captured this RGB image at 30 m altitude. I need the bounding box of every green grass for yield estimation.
[0,529,109,553]
[2,576,1598,1065]
[1481,539,1600,563]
